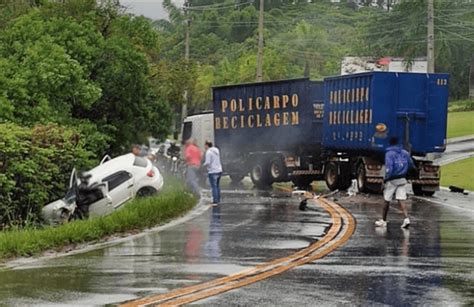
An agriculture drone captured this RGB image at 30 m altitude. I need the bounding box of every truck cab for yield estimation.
[182,112,214,149]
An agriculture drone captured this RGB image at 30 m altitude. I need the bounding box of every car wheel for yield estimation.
[137,187,157,198]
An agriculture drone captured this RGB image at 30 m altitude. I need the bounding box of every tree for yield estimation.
[362,0,474,99]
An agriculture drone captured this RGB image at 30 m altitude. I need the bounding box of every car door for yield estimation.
[102,171,134,210]
[87,183,113,217]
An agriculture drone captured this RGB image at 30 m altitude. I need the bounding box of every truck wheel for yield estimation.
[412,184,435,196]
[412,184,423,196]
[324,162,339,191]
[337,164,352,191]
[269,158,287,182]
[424,190,435,197]
[292,177,314,189]
[251,162,271,188]
[356,164,369,193]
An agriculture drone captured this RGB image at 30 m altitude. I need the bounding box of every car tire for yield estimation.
[137,187,157,198]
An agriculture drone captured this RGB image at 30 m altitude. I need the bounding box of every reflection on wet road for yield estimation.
[202,194,474,306]
[0,188,473,306]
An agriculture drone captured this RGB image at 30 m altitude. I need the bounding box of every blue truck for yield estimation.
[184,72,449,195]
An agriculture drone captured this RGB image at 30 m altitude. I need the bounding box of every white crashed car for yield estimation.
[42,153,164,224]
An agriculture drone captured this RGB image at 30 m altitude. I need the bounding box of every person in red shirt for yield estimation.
[184,138,202,196]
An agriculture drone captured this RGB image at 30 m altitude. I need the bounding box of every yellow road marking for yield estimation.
[121,197,355,307]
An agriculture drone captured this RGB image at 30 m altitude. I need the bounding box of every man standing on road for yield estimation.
[375,137,415,228]
[203,141,223,206]
[184,139,202,197]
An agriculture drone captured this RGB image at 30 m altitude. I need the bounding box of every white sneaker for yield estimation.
[375,219,387,227]
[401,218,410,228]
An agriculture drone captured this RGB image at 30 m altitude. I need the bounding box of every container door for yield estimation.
[426,75,449,152]
[395,74,429,154]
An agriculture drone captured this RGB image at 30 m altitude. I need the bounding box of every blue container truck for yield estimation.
[212,78,325,188]
[184,72,448,195]
[323,72,449,195]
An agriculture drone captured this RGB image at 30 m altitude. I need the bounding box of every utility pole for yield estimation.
[182,0,190,124]
[427,0,435,73]
[256,0,264,82]
[470,55,474,99]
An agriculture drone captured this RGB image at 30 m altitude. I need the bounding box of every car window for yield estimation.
[102,171,132,191]
[133,157,148,168]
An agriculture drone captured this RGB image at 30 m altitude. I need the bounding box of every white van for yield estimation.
[182,112,214,149]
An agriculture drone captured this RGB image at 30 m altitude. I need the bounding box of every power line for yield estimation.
[437,27,474,43]
[185,1,254,11]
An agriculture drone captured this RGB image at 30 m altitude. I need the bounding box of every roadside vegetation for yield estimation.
[448,100,474,112]
[441,157,474,191]
[0,179,196,261]
[447,111,474,139]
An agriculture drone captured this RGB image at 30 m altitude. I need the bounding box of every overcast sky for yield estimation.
[121,0,184,20]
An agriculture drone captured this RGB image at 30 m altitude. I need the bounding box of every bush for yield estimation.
[448,99,474,112]
[0,179,196,260]
[0,123,96,228]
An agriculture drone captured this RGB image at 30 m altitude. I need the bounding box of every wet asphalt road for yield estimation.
[434,139,474,165]
[0,185,473,306]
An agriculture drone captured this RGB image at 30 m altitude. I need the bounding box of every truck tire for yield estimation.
[324,162,339,191]
[269,157,287,182]
[356,163,369,193]
[292,176,314,189]
[412,184,423,196]
[337,163,352,191]
[412,184,435,196]
[251,162,271,188]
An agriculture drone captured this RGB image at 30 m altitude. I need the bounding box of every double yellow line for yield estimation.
[121,198,355,306]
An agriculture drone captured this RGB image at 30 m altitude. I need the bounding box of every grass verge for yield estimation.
[0,178,196,261]
[447,111,474,139]
[441,157,474,191]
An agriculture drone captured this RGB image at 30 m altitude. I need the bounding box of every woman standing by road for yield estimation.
[203,141,223,206]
